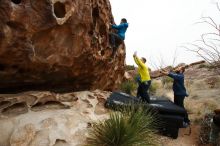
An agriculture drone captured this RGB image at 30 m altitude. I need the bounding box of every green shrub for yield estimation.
[134,74,140,81]
[198,64,207,69]
[149,81,159,95]
[120,80,137,95]
[161,76,173,86]
[199,113,214,145]
[125,65,135,71]
[161,76,173,89]
[87,105,159,146]
[198,63,216,70]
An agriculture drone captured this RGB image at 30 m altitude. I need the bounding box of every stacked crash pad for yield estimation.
[105,92,187,139]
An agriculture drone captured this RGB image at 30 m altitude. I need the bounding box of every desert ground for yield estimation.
[151,63,220,146]
[0,62,219,146]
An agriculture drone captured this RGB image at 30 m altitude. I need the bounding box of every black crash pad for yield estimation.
[105,92,186,139]
[106,92,186,116]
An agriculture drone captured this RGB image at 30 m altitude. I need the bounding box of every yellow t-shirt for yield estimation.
[133,56,151,82]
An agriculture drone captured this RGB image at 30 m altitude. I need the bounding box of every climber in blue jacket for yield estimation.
[160,66,190,127]
[109,18,128,57]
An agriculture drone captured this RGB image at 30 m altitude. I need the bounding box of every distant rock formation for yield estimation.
[124,60,206,80]
[150,60,205,79]
[0,0,125,92]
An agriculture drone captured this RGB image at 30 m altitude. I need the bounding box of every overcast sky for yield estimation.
[110,0,220,70]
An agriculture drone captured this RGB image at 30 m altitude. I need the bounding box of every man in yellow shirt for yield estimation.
[133,51,151,103]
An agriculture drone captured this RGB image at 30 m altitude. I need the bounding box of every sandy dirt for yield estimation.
[160,125,202,146]
[154,64,220,146]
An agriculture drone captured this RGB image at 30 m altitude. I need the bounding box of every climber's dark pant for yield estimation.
[137,80,151,103]
[109,32,123,56]
[209,121,220,144]
[174,95,190,124]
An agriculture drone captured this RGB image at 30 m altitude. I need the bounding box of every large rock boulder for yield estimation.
[0,90,110,146]
[0,0,125,92]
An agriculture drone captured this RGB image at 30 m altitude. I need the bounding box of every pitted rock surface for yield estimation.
[0,0,125,92]
[0,90,110,146]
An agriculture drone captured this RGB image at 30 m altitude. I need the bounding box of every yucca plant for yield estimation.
[87,105,159,146]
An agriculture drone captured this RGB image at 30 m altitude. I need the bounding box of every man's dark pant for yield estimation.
[137,80,151,103]
[109,32,123,56]
[174,95,190,123]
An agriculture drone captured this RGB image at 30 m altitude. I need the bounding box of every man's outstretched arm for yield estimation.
[160,69,183,80]
[133,52,145,68]
[168,72,183,80]
[160,69,169,76]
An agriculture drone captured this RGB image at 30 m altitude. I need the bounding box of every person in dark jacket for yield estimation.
[160,66,190,126]
[109,18,128,57]
[209,109,220,145]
